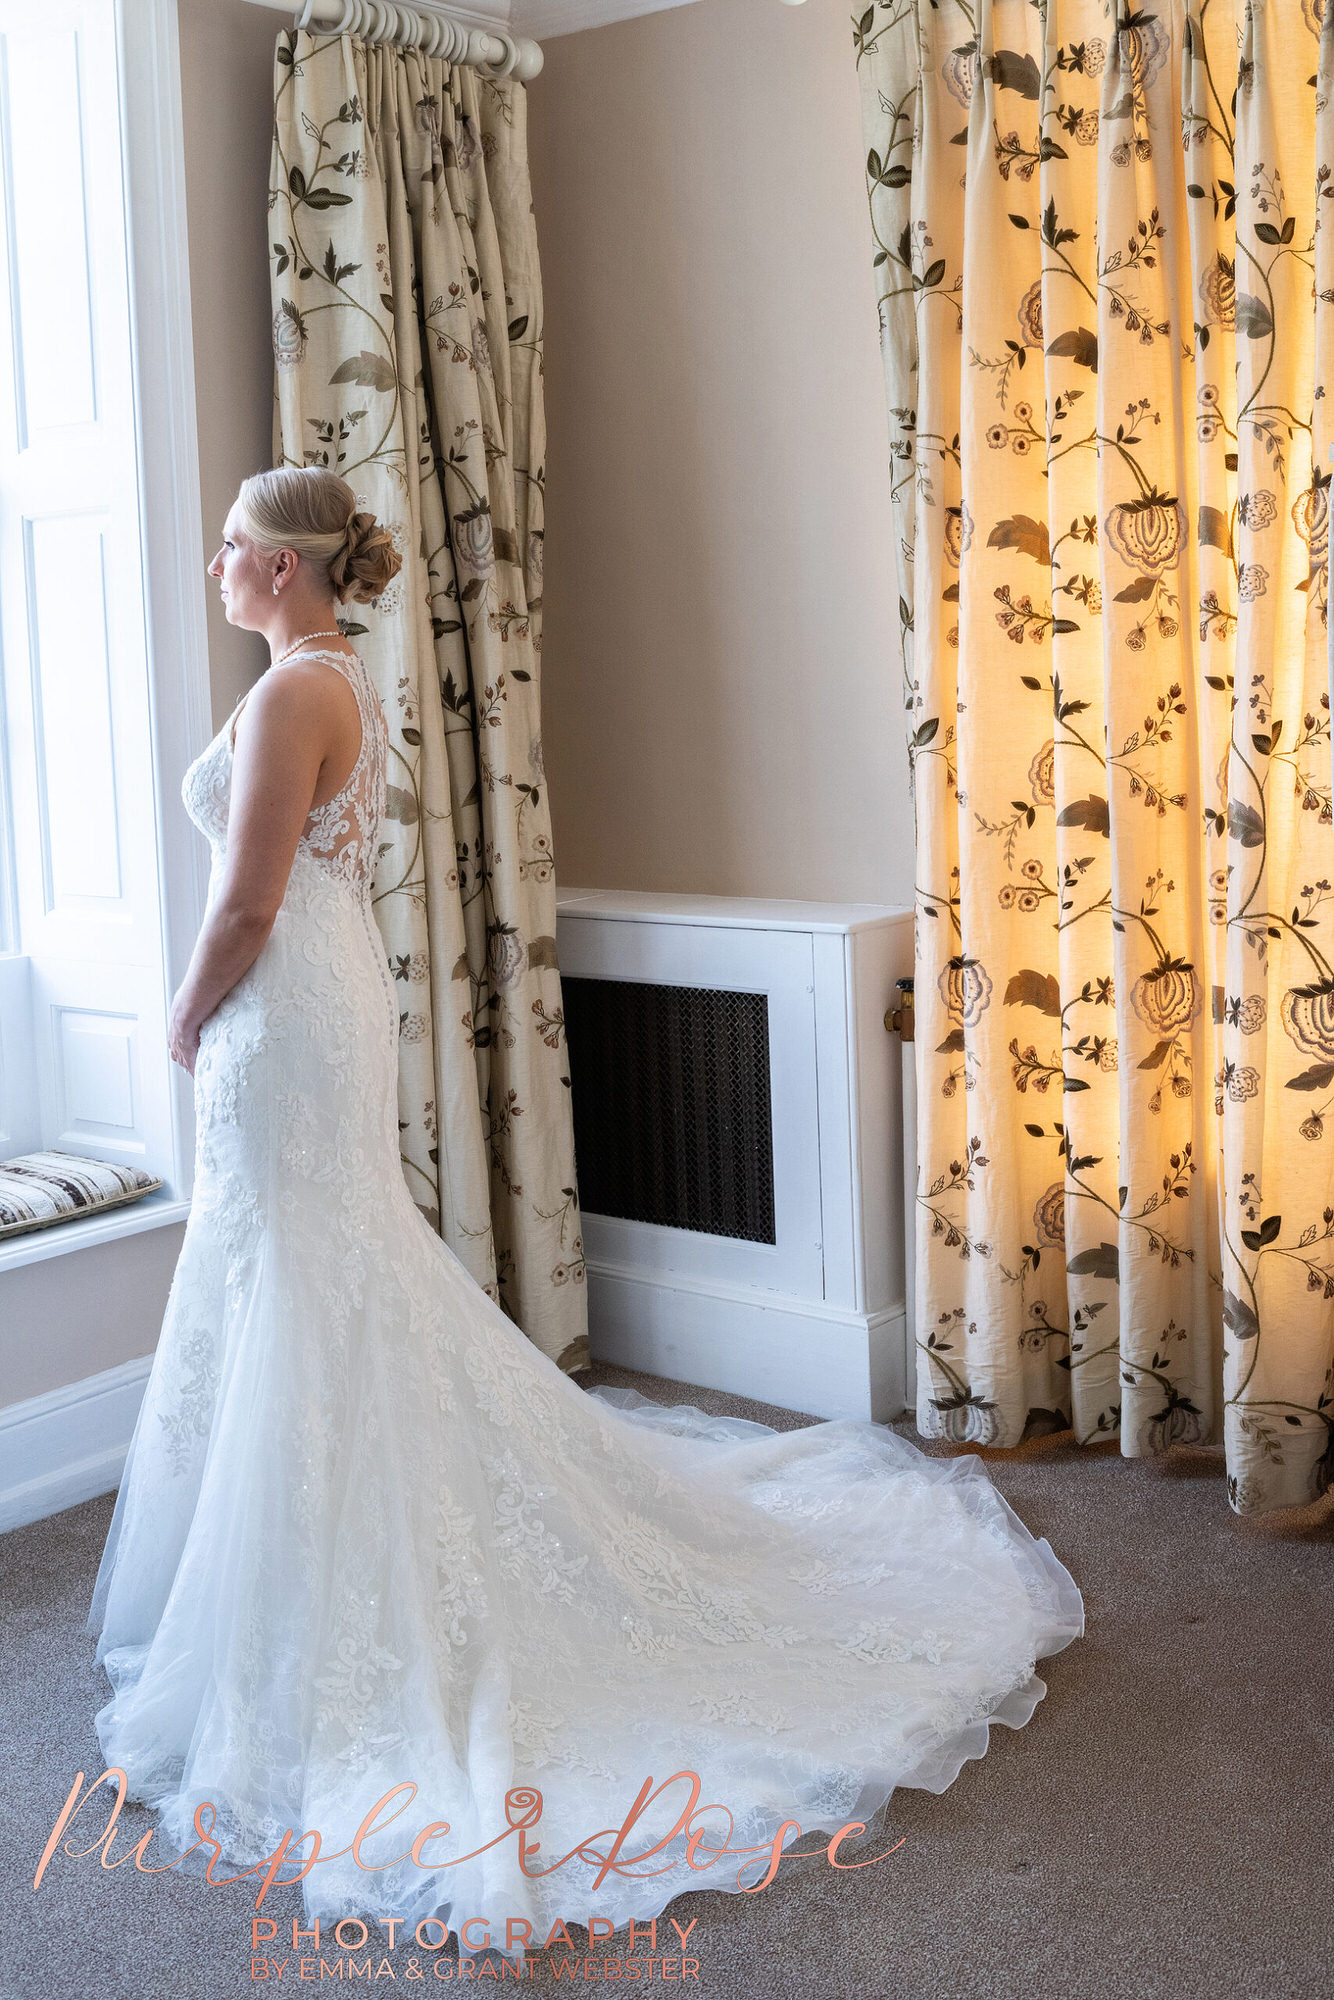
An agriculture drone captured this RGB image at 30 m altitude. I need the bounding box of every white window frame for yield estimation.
[0,0,210,1273]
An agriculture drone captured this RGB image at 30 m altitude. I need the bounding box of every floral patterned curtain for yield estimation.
[856,0,1334,1513]
[269,29,589,1372]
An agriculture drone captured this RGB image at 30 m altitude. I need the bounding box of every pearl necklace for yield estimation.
[270,628,346,668]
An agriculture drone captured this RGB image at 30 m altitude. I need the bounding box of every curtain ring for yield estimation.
[434,17,465,61]
[476,27,519,77]
[294,0,321,29]
[326,0,359,31]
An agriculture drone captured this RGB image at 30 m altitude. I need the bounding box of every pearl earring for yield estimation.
[273,580,280,596]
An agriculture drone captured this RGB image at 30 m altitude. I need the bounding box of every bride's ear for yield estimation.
[272,547,298,595]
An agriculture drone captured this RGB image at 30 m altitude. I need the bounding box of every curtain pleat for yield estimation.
[857,0,1334,1512]
[269,32,589,1371]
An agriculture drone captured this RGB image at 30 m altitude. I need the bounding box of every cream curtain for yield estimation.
[857,0,1334,1512]
[268,29,589,1372]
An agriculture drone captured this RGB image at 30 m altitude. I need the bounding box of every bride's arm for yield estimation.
[167,671,328,1074]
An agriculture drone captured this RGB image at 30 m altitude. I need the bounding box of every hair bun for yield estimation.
[236,466,405,605]
[330,507,403,604]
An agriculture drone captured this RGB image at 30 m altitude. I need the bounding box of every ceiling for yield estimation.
[461,0,701,41]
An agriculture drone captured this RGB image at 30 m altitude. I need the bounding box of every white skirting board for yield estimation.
[0,1355,149,1535]
[586,1261,910,1425]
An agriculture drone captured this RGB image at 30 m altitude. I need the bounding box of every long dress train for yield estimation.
[89,648,1084,1963]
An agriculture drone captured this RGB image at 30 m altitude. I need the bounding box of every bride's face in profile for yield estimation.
[208,503,277,630]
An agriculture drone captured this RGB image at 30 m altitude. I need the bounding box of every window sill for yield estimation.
[0,1189,191,1276]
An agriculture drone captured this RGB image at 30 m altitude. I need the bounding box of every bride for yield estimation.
[88,466,1084,1965]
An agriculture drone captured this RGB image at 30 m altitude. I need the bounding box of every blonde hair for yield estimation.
[237,466,402,605]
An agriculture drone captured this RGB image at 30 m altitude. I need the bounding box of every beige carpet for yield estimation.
[2,1358,1331,2000]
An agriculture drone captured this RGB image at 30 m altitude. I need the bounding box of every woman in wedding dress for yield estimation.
[88,467,1084,1965]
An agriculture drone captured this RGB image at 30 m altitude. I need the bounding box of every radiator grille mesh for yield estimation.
[563,977,776,1244]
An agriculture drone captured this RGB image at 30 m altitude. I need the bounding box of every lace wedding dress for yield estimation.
[89,649,1084,1963]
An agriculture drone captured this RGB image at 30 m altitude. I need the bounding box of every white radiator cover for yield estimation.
[555,889,913,1422]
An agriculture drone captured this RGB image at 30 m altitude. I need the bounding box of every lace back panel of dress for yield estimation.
[294,651,386,897]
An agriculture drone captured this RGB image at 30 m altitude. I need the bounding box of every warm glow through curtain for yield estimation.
[856,0,1334,1512]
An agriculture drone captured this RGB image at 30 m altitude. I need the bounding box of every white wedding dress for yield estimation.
[89,648,1084,1963]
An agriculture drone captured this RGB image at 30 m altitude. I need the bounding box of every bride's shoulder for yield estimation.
[266,649,363,702]
[233,652,362,744]
[281,645,363,679]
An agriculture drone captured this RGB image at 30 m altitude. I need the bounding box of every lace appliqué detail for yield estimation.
[786,1553,920,1595]
[836,1620,957,1665]
[464,1334,565,1439]
[429,1487,489,1655]
[487,1448,591,1606]
[295,653,387,898]
[690,1687,795,1736]
[153,1312,219,1475]
[313,1591,408,1774]
[196,1021,266,1135]
[603,1512,807,1651]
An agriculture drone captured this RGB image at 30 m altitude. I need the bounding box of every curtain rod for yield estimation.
[242,0,544,80]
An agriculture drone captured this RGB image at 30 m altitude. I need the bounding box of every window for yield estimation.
[0,0,209,1233]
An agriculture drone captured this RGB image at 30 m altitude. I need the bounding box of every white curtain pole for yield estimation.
[243,0,544,80]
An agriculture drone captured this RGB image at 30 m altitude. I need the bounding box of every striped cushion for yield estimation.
[0,1151,163,1241]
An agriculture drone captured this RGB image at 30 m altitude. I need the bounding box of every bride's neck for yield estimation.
[262,596,349,663]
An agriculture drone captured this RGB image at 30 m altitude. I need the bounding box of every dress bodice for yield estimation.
[182,648,387,902]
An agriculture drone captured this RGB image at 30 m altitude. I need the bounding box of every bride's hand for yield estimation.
[168,994,203,1076]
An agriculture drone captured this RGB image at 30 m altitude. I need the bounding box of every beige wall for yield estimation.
[529,0,912,904]
[0,1225,186,1410]
[179,0,277,724]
